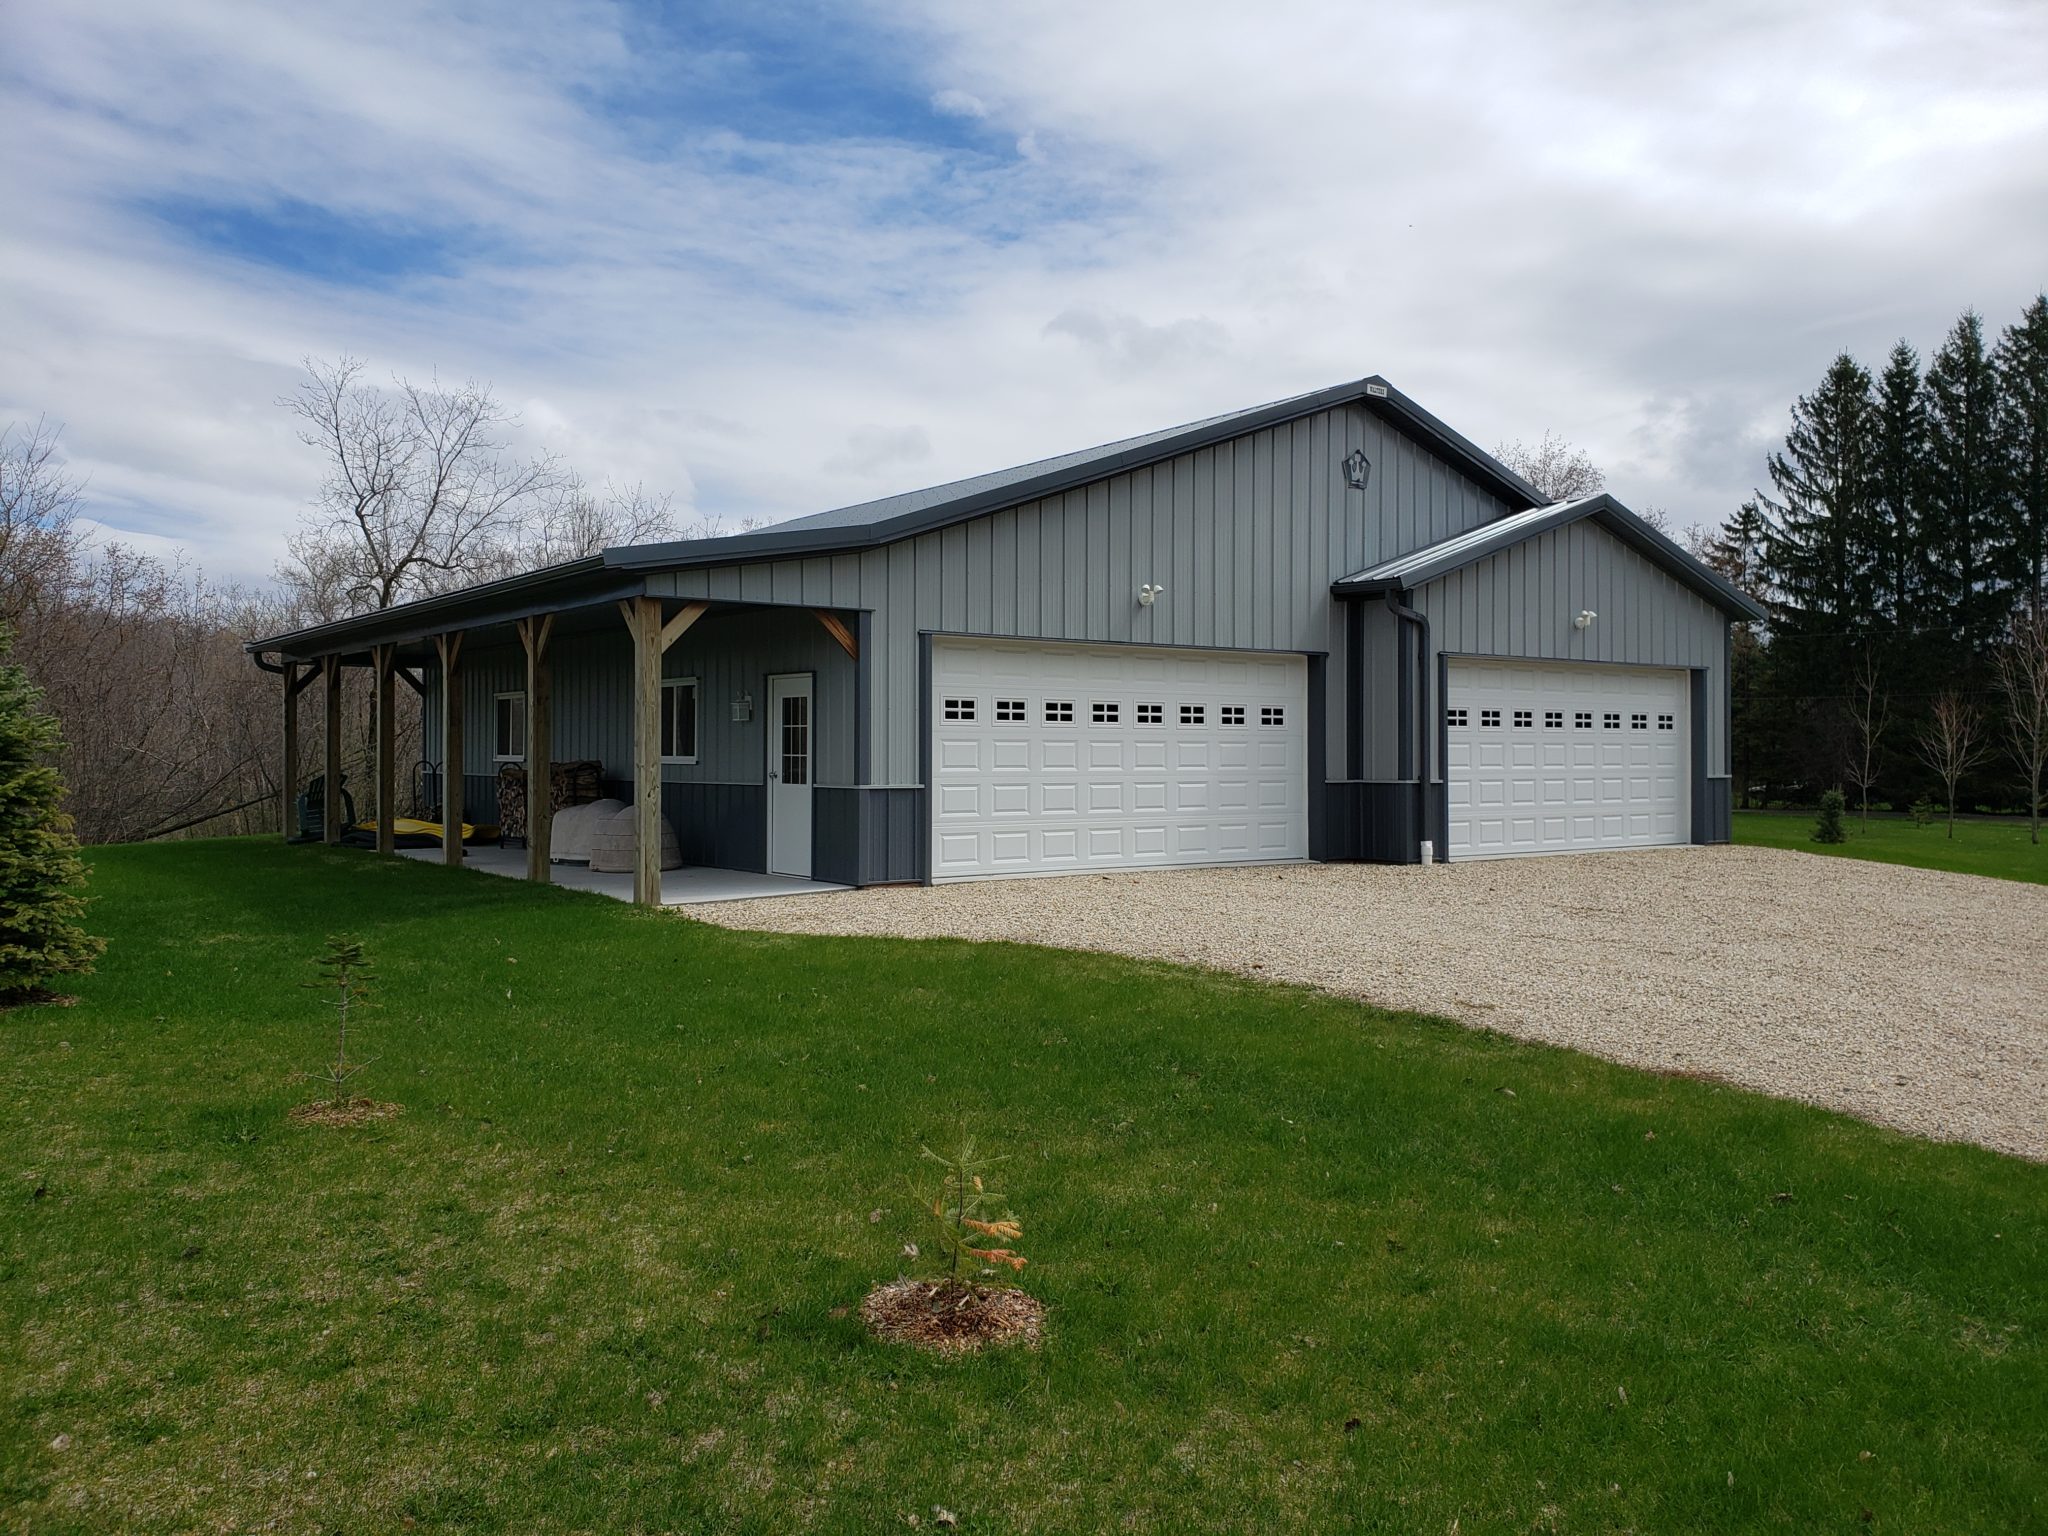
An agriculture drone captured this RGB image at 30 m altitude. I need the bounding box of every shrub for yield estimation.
[0,626,104,1003]
[1813,788,1847,844]
[1909,795,1937,828]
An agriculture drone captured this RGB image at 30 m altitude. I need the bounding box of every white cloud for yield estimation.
[930,87,987,119]
[3,0,2046,584]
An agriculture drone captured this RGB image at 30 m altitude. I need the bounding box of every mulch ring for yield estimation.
[860,1278,1045,1354]
[288,1098,405,1129]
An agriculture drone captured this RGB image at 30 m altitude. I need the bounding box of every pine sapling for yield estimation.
[306,936,376,1108]
[914,1124,1026,1302]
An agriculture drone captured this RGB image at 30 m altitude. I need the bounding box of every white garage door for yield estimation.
[1445,659,1689,859]
[930,638,1309,880]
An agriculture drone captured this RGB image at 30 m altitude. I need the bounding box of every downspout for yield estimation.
[1384,589,1432,861]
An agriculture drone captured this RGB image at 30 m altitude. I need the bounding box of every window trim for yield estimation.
[493,691,526,762]
[660,676,701,765]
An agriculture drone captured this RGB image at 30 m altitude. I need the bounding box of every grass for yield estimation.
[1735,808,2048,885]
[3,841,2044,1534]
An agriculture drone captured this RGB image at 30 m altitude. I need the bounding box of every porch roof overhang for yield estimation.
[1330,493,1767,622]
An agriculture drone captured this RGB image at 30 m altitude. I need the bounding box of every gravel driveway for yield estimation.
[691,846,2048,1161]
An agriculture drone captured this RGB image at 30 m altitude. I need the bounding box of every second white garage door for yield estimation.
[1445,659,1690,859]
[930,638,1308,880]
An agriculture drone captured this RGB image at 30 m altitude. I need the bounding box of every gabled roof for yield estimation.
[600,373,1544,571]
[247,373,1547,656]
[1332,493,1766,621]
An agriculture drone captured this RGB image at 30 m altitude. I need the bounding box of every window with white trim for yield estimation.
[1513,709,1534,728]
[1220,705,1246,726]
[1446,707,1469,727]
[995,699,1027,722]
[1092,701,1120,725]
[1480,709,1501,728]
[1657,713,1676,730]
[1575,711,1593,729]
[1631,712,1649,730]
[1136,702,1164,724]
[1261,705,1286,726]
[1180,703,1206,725]
[943,697,976,722]
[661,678,699,763]
[1544,711,1564,728]
[1604,712,1622,729]
[494,692,526,760]
[1045,700,1075,723]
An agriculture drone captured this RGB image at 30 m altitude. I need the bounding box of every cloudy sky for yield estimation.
[5,0,2046,584]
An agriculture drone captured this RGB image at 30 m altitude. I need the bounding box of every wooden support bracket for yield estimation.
[813,609,858,661]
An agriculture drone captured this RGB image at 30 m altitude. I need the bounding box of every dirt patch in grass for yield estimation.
[0,988,79,1010]
[287,1098,405,1128]
[860,1279,1044,1355]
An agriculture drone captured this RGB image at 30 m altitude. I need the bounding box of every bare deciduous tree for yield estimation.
[1993,611,2048,844]
[484,475,681,575]
[280,357,565,616]
[1842,650,1889,828]
[1493,430,1605,504]
[1914,692,1989,839]
[0,419,89,659]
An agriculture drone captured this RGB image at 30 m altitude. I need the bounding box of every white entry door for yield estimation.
[930,638,1309,880]
[766,673,813,877]
[1445,659,1689,859]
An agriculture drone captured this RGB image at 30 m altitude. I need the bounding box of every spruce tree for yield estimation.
[1870,340,1927,625]
[1921,310,2011,653]
[0,627,104,1003]
[1996,295,2048,614]
[1756,353,1882,633]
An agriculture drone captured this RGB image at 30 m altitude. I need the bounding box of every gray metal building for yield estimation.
[248,375,1763,901]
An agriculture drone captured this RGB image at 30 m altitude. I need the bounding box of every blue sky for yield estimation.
[4,0,2046,582]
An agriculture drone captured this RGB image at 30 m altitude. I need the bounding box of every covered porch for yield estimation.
[252,560,904,904]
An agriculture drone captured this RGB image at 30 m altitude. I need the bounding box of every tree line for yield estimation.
[1,357,723,846]
[1692,296,2048,837]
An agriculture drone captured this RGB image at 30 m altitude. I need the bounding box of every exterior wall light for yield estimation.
[1573,610,1597,630]
[1138,583,1166,607]
[1343,448,1372,491]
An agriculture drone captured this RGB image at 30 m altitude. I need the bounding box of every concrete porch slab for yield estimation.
[397,842,848,905]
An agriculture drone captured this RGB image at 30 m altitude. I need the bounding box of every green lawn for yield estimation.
[1735,808,2048,884]
[4,842,2044,1533]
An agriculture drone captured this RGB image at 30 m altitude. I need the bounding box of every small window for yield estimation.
[1220,705,1246,726]
[1657,713,1676,730]
[660,679,699,763]
[995,699,1026,722]
[943,697,976,722]
[1180,703,1205,726]
[1092,702,1119,725]
[1604,712,1621,730]
[1136,702,1164,724]
[1045,700,1075,723]
[1261,705,1286,727]
[1631,712,1649,730]
[1575,711,1593,729]
[1544,711,1564,728]
[1513,709,1534,728]
[1480,709,1501,728]
[494,692,526,760]
[1446,707,1469,728]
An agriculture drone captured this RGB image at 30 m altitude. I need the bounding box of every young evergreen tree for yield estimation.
[1920,310,2011,653]
[1697,501,1774,805]
[0,626,105,1002]
[1756,353,1882,634]
[1995,295,2048,614]
[1870,340,1927,625]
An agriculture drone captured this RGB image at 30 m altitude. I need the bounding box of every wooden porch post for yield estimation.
[434,631,465,866]
[372,643,398,856]
[620,598,709,907]
[280,661,301,840]
[322,656,344,845]
[517,615,555,884]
